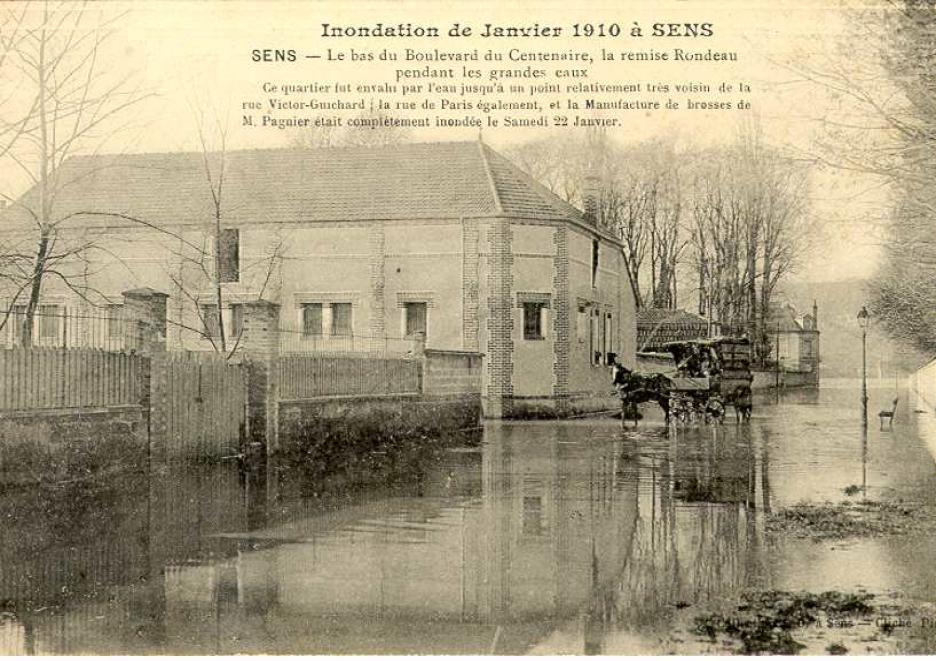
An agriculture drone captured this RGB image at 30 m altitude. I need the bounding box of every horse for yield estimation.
[730,385,753,422]
[615,371,672,427]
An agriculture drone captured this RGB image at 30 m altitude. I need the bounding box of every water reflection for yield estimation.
[6,384,936,655]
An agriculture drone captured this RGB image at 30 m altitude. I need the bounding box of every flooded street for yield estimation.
[3,379,936,655]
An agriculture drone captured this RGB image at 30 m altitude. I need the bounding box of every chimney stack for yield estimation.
[582,174,600,225]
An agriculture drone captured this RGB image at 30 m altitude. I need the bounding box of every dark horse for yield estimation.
[614,371,672,427]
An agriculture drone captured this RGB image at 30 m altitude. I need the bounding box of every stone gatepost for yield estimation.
[122,287,168,356]
[121,288,169,465]
[239,300,281,456]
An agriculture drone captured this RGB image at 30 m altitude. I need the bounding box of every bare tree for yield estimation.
[0,2,148,345]
[688,127,811,359]
[780,2,936,353]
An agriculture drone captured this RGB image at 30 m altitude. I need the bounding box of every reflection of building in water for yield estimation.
[586,426,769,652]
[160,424,639,654]
[0,465,258,655]
[3,423,779,655]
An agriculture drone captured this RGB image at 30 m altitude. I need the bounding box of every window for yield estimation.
[404,302,427,338]
[218,228,240,283]
[108,304,124,340]
[201,304,219,339]
[523,302,547,340]
[591,239,599,288]
[590,308,601,365]
[39,305,61,342]
[577,305,587,343]
[9,304,26,345]
[301,303,323,336]
[331,302,352,336]
[522,496,545,536]
[604,312,613,363]
[230,304,244,338]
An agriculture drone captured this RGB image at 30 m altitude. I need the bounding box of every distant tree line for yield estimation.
[782,0,936,358]
[507,126,812,357]
[864,1,936,356]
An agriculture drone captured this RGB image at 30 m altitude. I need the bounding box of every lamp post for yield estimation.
[857,306,869,427]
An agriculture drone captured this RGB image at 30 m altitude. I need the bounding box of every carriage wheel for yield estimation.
[705,396,725,424]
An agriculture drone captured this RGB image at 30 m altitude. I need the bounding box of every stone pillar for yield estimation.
[240,300,281,455]
[122,288,169,465]
[552,226,570,417]
[122,287,169,356]
[368,223,386,338]
[484,218,514,419]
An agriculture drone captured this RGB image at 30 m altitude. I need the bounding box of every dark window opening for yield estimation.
[39,305,61,341]
[218,228,240,283]
[10,304,27,344]
[591,239,599,288]
[523,302,547,340]
[404,302,427,338]
[230,304,244,338]
[201,304,219,339]
[604,312,613,363]
[108,304,124,340]
[331,302,352,336]
[301,303,323,336]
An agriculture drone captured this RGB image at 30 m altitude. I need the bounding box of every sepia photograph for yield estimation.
[1,0,936,655]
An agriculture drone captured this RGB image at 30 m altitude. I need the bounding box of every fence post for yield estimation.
[240,300,281,457]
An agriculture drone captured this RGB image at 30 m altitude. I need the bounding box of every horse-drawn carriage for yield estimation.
[615,337,753,425]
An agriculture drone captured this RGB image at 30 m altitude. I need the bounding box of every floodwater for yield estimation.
[2,379,936,655]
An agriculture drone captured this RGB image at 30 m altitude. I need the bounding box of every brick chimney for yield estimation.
[582,174,600,225]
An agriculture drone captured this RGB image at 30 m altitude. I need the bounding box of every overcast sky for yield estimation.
[2,0,889,283]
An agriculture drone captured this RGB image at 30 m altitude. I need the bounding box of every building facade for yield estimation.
[766,301,820,386]
[2,141,637,417]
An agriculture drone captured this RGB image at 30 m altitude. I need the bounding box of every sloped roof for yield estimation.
[5,141,588,229]
[636,308,709,350]
[636,308,708,327]
[767,303,805,332]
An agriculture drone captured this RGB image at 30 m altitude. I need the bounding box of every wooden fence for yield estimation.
[277,354,421,401]
[0,348,141,412]
[150,353,248,460]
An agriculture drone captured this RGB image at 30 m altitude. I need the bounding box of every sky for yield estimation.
[0,0,892,283]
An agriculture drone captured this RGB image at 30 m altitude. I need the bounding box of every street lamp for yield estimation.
[857,306,870,427]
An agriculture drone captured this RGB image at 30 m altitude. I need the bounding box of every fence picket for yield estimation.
[275,353,420,401]
[0,347,147,412]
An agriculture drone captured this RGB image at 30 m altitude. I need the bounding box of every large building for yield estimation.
[766,301,820,386]
[2,141,637,417]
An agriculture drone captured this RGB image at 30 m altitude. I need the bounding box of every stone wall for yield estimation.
[751,369,819,389]
[0,407,147,485]
[422,349,483,396]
